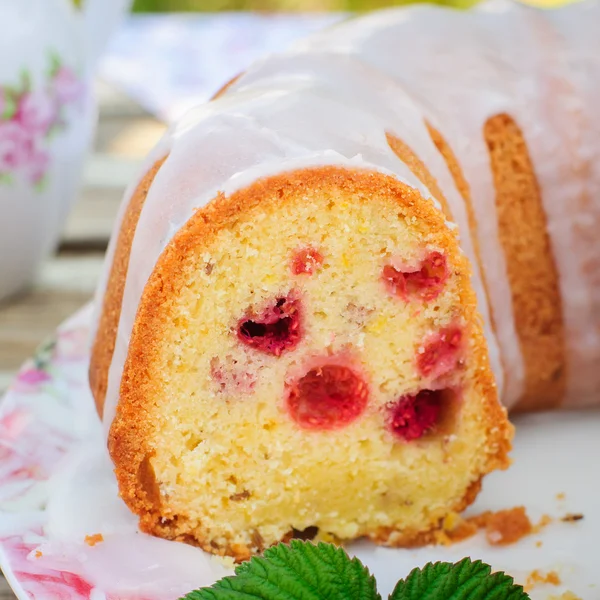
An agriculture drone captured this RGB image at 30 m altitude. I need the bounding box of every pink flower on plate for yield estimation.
[1,537,95,600]
[17,367,52,387]
[16,90,56,135]
[0,120,34,171]
[53,66,83,105]
[16,569,94,600]
[54,327,89,362]
[0,407,32,440]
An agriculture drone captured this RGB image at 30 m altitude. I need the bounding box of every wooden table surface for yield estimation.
[0,80,167,599]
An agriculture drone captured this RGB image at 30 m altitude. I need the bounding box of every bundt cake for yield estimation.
[90,0,600,560]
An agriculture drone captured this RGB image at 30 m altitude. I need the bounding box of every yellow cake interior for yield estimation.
[121,172,506,555]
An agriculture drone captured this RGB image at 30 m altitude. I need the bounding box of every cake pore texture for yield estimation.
[107,166,510,559]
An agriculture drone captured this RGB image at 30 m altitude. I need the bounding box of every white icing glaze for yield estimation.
[99,0,600,432]
[89,136,172,344]
[532,1,600,405]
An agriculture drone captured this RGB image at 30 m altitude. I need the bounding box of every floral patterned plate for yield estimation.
[1,304,599,600]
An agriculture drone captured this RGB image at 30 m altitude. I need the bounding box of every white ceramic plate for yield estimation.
[0,305,598,600]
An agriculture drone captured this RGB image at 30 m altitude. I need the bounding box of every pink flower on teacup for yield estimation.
[24,143,50,185]
[53,66,84,105]
[0,120,34,171]
[15,90,56,135]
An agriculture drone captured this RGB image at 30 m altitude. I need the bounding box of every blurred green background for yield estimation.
[131,0,478,10]
[130,0,566,11]
[75,0,570,13]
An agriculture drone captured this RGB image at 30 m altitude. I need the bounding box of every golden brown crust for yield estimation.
[211,73,243,100]
[107,165,512,559]
[425,122,478,244]
[386,132,454,220]
[369,477,483,548]
[89,158,166,417]
[484,113,566,411]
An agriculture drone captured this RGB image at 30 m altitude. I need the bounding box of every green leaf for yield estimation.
[34,175,49,193]
[389,558,530,600]
[19,69,32,93]
[33,337,57,369]
[182,540,381,600]
[0,172,14,185]
[1,94,17,120]
[49,52,62,78]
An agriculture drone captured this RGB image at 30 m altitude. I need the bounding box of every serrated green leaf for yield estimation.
[389,558,530,600]
[181,540,381,600]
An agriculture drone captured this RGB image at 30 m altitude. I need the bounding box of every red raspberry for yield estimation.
[287,365,369,430]
[237,296,301,356]
[291,247,324,276]
[383,251,448,302]
[387,390,444,441]
[417,326,463,380]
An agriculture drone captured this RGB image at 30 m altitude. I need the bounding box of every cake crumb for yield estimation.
[533,514,553,533]
[436,511,478,545]
[536,540,543,548]
[556,492,566,501]
[214,555,236,570]
[34,550,42,558]
[84,533,104,547]
[561,513,584,522]
[229,543,252,562]
[314,530,343,545]
[548,593,581,600]
[524,569,561,591]
[436,506,541,547]
[483,506,533,545]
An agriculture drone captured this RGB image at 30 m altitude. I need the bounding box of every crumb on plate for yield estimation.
[482,506,534,545]
[435,506,539,547]
[84,533,104,547]
[561,513,584,522]
[547,592,581,600]
[532,513,553,533]
[524,569,561,591]
[214,555,236,570]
